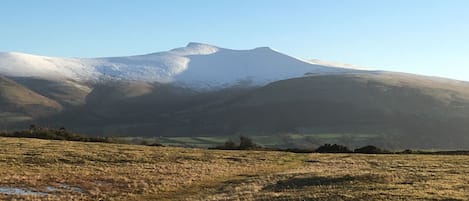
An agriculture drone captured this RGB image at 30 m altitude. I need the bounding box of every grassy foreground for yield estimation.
[1,137,469,200]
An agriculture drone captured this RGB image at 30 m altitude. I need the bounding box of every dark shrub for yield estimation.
[0,126,111,143]
[239,135,260,150]
[400,149,414,154]
[283,148,315,153]
[213,136,262,150]
[315,144,352,153]
[140,140,150,146]
[148,142,164,147]
[213,139,238,150]
[223,139,238,149]
[354,145,387,154]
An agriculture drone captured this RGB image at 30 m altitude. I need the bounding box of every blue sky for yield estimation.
[1,0,468,81]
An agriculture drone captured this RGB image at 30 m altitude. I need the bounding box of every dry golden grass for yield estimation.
[1,137,469,200]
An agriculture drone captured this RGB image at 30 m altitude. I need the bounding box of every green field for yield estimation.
[1,137,469,200]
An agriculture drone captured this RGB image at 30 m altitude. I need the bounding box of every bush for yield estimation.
[354,145,387,154]
[222,139,238,150]
[148,142,164,147]
[139,139,164,146]
[213,135,262,150]
[315,144,352,153]
[239,135,261,150]
[400,149,414,154]
[282,148,315,153]
[0,125,111,143]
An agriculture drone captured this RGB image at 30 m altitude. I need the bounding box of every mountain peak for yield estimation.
[169,42,219,56]
[250,46,279,53]
[253,46,273,50]
[185,42,217,48]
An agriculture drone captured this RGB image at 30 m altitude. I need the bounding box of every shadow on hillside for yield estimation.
[263,175,356,191]
[264,173,399,192]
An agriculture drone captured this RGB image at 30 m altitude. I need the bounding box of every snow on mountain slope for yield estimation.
[83,43,220,83]
[0,43,363,88]
[174,46,359,88]
[0,52,98,81]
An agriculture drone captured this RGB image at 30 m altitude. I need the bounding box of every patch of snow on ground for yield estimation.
[0,187,48,196]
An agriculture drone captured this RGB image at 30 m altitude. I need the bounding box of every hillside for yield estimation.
[27,72,469,149]
[0,76,62,126]
[11,77,92,107]
[194,73,469,148]
[1,137,469,200]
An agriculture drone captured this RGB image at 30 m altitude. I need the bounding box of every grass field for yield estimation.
[1,137,469,200]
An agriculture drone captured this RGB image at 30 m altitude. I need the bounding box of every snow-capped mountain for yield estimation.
[0,43,363,89]
[3,43,469,149]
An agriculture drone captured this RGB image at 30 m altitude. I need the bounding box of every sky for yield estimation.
[1,0,468,81]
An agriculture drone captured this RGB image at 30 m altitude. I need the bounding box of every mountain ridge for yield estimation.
[0,42,364,89]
